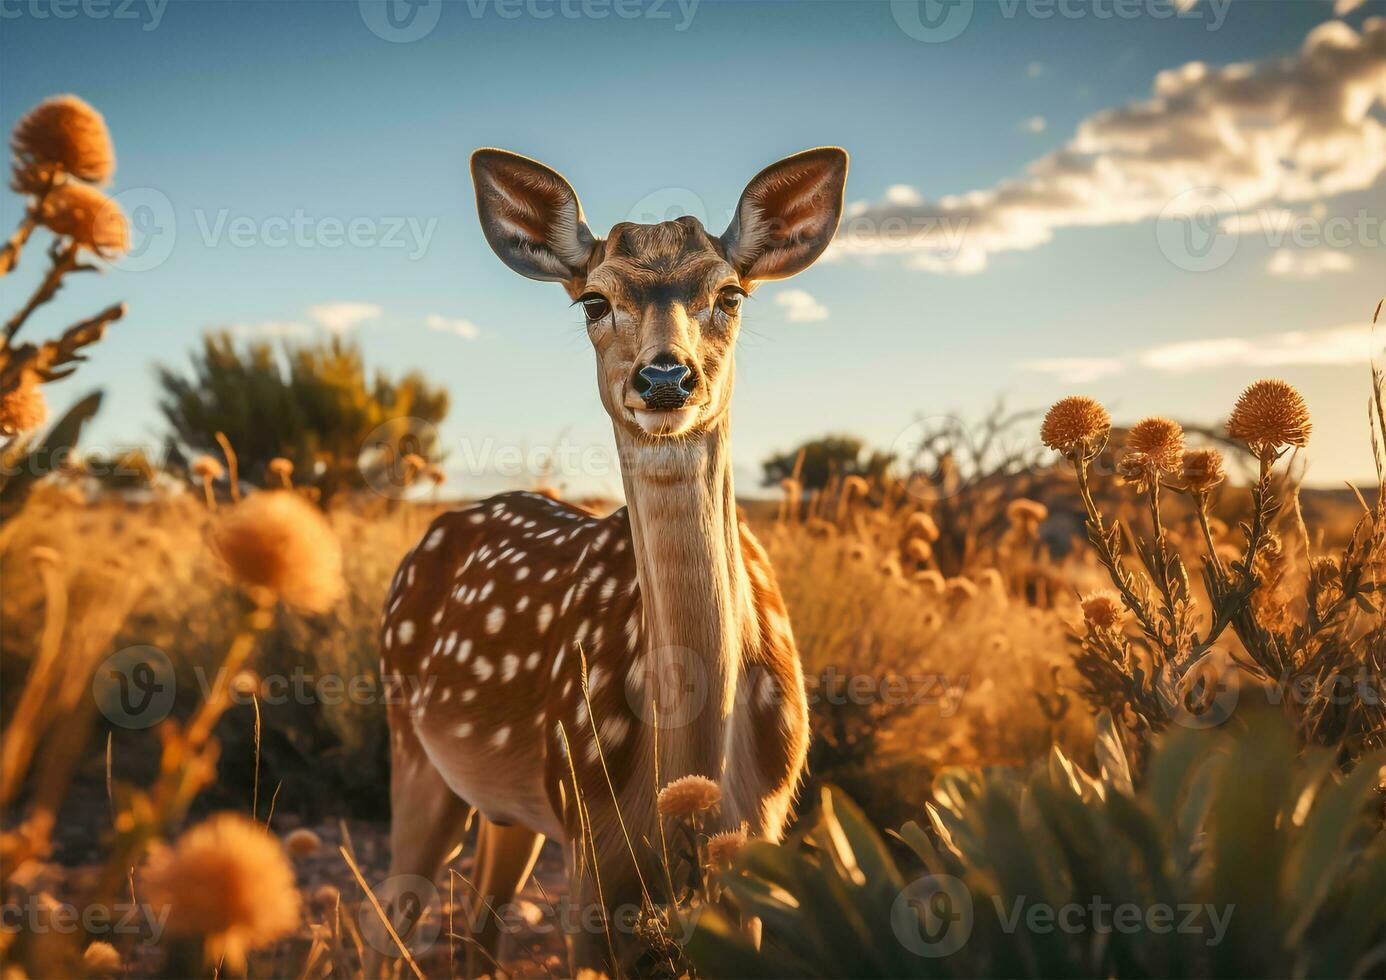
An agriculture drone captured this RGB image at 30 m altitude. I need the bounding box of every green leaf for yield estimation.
[1094,709,1134,796]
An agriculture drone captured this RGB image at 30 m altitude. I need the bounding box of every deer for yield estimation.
[374,146,848,976]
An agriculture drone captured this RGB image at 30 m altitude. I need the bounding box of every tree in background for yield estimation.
[762,434,893,492]
[158,332,448,504]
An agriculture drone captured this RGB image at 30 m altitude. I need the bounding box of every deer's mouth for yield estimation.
[631,406,701,437]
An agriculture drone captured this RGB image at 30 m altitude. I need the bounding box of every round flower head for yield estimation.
[191,455,224,481]
[38,182,128,256]
[657,775,721,817]
[841,475,870,499]
[1117,451,1157,491]
[706,827,749,869]
[1006,498,1048,525]
[268,457,294,477]
[283,827,322,858]
[1180,448,1226,493]
[1080,591,1126,630]
[10,94,115,191]
[905,538,933,564]
[141,813,300,972]
[211,490,344,613]
[1127,417,1185,472]
[83,941,122,976]
[0,375,48,435]
[906,510,940,542]
[1227,379,1311,455]
[1041,396,1110,455]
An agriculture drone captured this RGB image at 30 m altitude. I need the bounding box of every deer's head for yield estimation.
[472,148,847,440]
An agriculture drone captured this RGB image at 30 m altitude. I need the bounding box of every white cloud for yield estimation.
[1019,357,1126,383]
[774,289,829,323]
[1266,248,1356,278]
[425,313,481,339]
[1021,116,1047,134]
[229,320,312,340]
[306,301,382,334]
[832,19,1386,273]
[1024,323,1372,379]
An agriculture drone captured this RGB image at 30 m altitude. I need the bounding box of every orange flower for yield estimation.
[1127,417,1185,472]
[1227,379,1311,455]
[0,374,47,435]
[1180,448,1226,493]
[10,94,115,191]
[657,775,721,817]
[211,490,344,613]
[38,182,128,256]
[1041,396,1110,455]
[1080,591,1126,630]
[141,813,300,971]
[706,827,749,868]
[1117,451,1157,492]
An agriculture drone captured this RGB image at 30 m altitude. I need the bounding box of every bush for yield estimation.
[689,709,1385,979]
[157,332,449,504]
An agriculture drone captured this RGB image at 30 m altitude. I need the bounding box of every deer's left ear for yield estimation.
[720,147,848,281]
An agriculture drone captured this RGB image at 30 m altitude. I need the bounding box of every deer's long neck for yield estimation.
[615,415,756,786]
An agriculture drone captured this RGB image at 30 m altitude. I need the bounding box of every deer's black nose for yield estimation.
[632,355,698,410]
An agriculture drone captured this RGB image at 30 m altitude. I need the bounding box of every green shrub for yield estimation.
[690,709,1384,978]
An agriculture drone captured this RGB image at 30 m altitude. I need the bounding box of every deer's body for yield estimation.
[375,147,847,975]
[382,490,806,839]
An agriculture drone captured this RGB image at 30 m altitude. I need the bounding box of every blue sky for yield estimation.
[3,0,1384,495]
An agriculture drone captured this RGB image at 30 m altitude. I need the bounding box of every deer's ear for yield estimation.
[471,148,597,283]
[720,147,848,281]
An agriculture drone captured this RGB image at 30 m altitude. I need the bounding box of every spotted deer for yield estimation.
[376,147,847,975]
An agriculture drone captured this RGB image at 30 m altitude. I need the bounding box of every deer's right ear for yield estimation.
[471,148,597,284]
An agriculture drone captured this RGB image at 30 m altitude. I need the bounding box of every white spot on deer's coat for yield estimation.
[397,621,415,644]
[516,595,530,612]
[407,565,416,587]
[536,604,554,632]
[486,606,506,634]
[479,580,494,601]
[383,628,393,650]
[492,726,510,749]
[551,647,565,679]
[525,652,541,671]
[600,715,630,749]
[501,654,520,682]
[457,638,472,662]
[424,528,445,551]
[542,568,557,582]
[473,656,494,681]
[588,665,607,694]
[455,722,473,737]
[516,567,530,581]
[575,700,589,727]
[600,577,618,602]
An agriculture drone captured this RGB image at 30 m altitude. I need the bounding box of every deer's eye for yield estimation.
[578,293,612,323]
[717,287,746,317]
